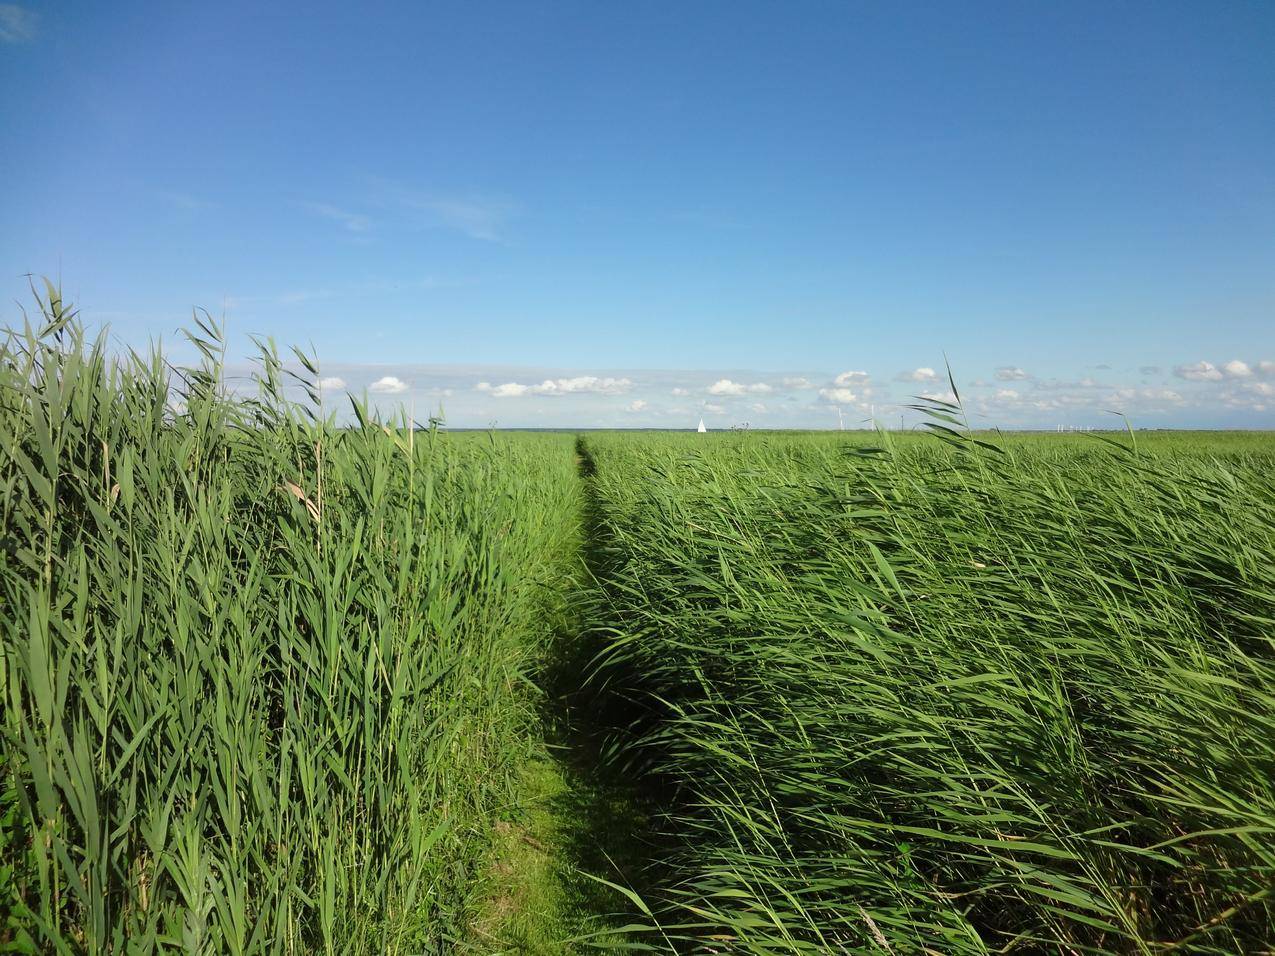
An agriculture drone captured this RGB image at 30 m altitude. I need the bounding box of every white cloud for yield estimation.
[707,379,771,396]
[1259,361,1275,377]
[476,381,527,397]
[300,201,372,233]
[781,376,813,389]
[626,399,648,413]
[750,402,767,413]
[477,376,633,398]
[995,366,1030,381]
[670,387,690,396]
[539,376,633,395]
[317,376,346,390]
[704,403,725,414]
[994,388,1019,400]
[1174,361,1224,382]
[1216,381,1273,412]
[896,367,939,382]
[818,387,858,404]
[833,370,870,386]
[369,376,409,394]
[1222,359,1252,378]
[0,4,37,43]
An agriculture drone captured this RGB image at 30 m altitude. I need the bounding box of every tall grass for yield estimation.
[0,286,581,953]
[581,422,1275,952]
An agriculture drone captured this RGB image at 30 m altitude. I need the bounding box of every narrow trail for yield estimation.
[462,437,666,953]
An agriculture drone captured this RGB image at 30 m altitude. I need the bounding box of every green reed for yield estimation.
[581,422,1275,953]
[0,285,581,953]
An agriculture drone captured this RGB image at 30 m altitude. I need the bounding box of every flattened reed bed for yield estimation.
[581,426,1275,953]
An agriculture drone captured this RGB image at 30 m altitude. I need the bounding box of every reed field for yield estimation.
[580,424,1275,952]
[0,288,582,953]
[2,289,1274,952]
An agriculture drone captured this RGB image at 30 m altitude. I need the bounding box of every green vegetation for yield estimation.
[2,287,1273,952]
[580,423,1275,952]
[0,288,581,952]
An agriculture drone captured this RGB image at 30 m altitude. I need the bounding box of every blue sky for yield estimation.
[1,0,1272,428]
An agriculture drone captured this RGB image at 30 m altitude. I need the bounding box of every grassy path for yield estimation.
[460,438,661,953]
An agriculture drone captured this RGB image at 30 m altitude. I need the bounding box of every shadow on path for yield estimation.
[462,437,672,953]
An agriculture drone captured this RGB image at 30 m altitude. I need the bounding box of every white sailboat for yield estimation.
[697,417,707,433]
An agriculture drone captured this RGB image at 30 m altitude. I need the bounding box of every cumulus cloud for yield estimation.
[475,381,527,397]
[1173,361,1224,382]
[369,376,409,394]
[477,376,633,398]
[896,367,939,382]
[818,387,858,404]
[832,370,870,386]
[1260,361,1275,377]
[781,376,813,389]
[995,366,1030,381]
[317,376,346,390]
[626,399,648,412]
[1214,381,1273,412]
[670,387,690,396]
[994,388,1019,401]
[1222,359,1252,378]
[707,379,772,396]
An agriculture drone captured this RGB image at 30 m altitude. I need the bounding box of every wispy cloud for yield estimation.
[995,366,1030,381]
[299,201,373,234]
[157,190,214,211]
[371,180,516,241]
[419,197,513,241]
[0,4,37,43]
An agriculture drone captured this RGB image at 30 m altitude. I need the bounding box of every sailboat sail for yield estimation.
[697,417,707,433]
